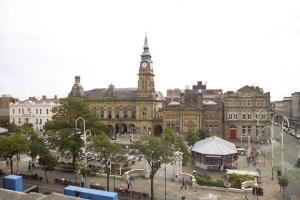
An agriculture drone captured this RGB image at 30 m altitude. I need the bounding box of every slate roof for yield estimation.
[192,136,237,155]
[84,88,165,101]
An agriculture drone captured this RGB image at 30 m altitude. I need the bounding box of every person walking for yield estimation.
[180,177,187,190]
[28,160,32,173]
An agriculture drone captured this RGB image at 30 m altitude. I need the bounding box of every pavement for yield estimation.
[0,135,286,199]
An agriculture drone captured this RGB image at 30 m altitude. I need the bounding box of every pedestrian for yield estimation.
[28,160,32,173]
[6,159,9,171]
[180,177,187,190]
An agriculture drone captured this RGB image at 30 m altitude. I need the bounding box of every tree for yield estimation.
[162,128,190,165]
[28,133,45,159]
[44,97,108,168]
[133,135,172,200]
[89,133,126,191]
[0,134,28,174]
[38,151,57,183]
[185,129,209,146]
[185,129,199,146]
[278,176,288,192]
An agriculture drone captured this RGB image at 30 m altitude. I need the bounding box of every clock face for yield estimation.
[142,62,147,68]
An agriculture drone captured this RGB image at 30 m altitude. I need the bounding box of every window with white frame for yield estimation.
[247,101,251,106]
[261,113,266,119]
[115,111,119,118]
[228,113,233,120]
[256,101,261,107]
[247,113,252,120]
[242,113,246,120]
[234,113,238,120]
[100,111,104,118]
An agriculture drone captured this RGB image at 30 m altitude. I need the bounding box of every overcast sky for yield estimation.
[1,0,300,101]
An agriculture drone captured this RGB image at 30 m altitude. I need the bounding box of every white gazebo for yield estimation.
[192,136,238,170]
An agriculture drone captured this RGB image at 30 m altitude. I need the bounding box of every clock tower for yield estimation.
[137,35,155,98]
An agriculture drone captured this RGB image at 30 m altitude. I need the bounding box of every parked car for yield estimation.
[295,133,300,139]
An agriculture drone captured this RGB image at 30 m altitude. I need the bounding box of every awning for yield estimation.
[226,169,261,177]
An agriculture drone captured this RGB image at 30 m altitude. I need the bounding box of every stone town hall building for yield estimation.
[69,37,271,141]
[69,36,165,136]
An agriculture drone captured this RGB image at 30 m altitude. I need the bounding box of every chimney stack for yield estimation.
[75,76,80,84]
[54,95,58,100]
[42,95,46,100]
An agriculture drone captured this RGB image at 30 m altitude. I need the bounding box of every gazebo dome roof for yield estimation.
[192,136,237,155]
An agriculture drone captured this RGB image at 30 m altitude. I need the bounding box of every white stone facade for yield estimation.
[9,96,59,132]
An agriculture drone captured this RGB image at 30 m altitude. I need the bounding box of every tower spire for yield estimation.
[144,33,148,49]
[141,34,151,60]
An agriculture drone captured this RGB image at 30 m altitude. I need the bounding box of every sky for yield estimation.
[0,0,300,101]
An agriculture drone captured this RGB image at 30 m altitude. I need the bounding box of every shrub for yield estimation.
[196,176,224,187]
[228,173,254,189]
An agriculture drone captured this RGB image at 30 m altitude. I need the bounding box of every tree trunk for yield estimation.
[72,155,76,169]
[106,168,110,191]
[44,169,49,183]
[150,175,154,200]
[10,157,13,174]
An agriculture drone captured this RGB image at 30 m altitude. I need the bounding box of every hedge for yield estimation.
[228,173,254,189]
[195,176,225,188]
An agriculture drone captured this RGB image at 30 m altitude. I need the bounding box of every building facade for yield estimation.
[274,97,292,120]
[162,89,223,137]
[292,92,300,123]
[69,36,165,136]
[0,95,17,121]
[9,96,58,132]
[223,86,271,142]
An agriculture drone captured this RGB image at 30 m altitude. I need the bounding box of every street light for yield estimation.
[75,117,88,187]
[271,113,289,178]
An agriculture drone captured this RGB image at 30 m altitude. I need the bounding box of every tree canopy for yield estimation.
[0,134,28,174]
[133,135,173,200]
[89,133,126,191]
[44,97,108,168]
[185,129,209,146]
[161,128,190,165]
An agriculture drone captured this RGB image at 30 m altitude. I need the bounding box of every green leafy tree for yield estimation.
[28,133,45,159]
[0,134,28,174]
[198,129,209,140]
[0,117,9,128]
[133,135,172,200]
[38,151,57,183]
[162,128,190,165]
[89,133,126,191]
[44,97,108,168]
[185,129,199,146]
[185,129,209,146]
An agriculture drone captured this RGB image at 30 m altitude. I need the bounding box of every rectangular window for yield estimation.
[262,101,266,107]
[242,113,246,120]
[115,111,119,118]
[247,113,251,120]
[124,110,128,118]
[242,101,246,107]
[40,109,42,114]
[22,108,24,114]
[234,113,238,120]
[36,109,38,114]
[19,109,21,114]
[261,113,266,119]
[13,109,15,114]
[247,126,251,135]
[40,119,42,124]
[242,126,246,136]
[36,119,38,124]
[132,110,136,119]
[100,111,104,118]
[247,101,251,106]
[46,109,49,115]
[256,101,261,107]
[228,113,233,120]
[108,111,112,119]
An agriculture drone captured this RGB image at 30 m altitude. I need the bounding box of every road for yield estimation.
[265,126,300,199]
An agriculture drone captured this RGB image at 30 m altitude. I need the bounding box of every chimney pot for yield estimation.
[75,76,80,83]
